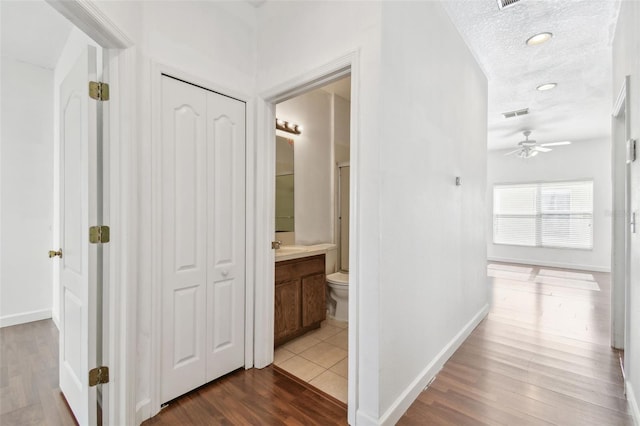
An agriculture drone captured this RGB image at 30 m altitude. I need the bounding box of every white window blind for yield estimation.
[493,180,593,249]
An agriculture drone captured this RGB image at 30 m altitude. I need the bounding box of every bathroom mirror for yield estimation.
[276,136,294,232]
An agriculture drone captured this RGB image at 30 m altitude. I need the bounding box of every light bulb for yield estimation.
[526,32,553,46]
[537,83,557,91]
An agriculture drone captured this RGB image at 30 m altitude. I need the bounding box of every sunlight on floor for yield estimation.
[487,263,600,291]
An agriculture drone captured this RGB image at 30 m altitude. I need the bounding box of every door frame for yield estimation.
[147,62,256,419]
[44,1,136,425]
[254,51,360,425]
[612,76,631,353]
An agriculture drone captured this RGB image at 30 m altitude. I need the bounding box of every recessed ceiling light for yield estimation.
[537,83,557,91]
[526,32,553,46]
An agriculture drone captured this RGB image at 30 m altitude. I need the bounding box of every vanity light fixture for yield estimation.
[276,118,302,135]
[526,32,553,46]
[536,82,557,91]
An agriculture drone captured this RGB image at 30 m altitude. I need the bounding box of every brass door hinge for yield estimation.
[89,225,110,244]
[89,81,109,101]
[89,366,109,386]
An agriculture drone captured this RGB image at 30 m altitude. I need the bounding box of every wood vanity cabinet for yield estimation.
[274,254,326,347]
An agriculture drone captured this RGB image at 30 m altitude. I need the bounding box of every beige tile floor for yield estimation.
[274,318,348,403]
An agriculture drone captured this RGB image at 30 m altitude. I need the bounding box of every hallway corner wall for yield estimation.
[613,0,640,422]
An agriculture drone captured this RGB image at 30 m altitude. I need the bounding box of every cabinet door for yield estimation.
[302,273,326,327]
[275,280,301,343]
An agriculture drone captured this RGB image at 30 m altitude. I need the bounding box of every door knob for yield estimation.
[48,249,63,258]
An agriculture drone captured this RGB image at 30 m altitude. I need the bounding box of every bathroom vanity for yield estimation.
[274,254,326,347]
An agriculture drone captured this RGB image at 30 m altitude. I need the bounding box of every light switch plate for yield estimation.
[627,139,636,163]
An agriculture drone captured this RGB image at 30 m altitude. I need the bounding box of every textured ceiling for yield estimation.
[442,0,620,151]
[1,0,72,70]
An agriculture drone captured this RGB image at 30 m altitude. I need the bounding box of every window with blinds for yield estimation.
[493,180,593,249]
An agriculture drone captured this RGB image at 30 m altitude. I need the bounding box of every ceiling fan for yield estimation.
[505,130,571,158]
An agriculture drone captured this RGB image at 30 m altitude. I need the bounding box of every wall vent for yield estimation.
[497,0,522,10]
[502,108,529,119]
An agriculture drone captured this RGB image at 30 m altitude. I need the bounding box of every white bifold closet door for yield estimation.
[160,75,245,403]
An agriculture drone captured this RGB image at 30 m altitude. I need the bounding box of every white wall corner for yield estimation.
[135,398,151,426]
[52,313,60,330]
[0,309,52,328]
[378,304,490,426]
[627,381,640,426]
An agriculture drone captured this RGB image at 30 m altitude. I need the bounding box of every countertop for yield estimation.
[275,243,336,262]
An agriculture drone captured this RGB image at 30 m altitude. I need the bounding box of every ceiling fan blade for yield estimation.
[540,141,571,147]
[504,149,522,156]
[534,146,552,152]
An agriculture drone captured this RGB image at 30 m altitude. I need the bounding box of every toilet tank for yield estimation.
[325,246,337,274]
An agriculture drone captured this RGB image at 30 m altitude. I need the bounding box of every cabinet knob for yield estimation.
[221,269,229,277]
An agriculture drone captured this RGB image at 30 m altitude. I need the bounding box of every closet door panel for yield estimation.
[161,76,208,403]
[206,92,246,381]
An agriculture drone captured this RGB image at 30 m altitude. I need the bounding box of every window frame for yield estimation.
[492,179,594,250]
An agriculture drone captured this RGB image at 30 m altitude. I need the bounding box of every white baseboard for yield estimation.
[0,309,52,328]
[135,398,151,426]
[356,410,379,426]
[52,313,60,330]
[378,304,490,426]
[487,257,610,273]
[627,381,640,426]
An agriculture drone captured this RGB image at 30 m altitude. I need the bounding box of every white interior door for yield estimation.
[205,91,245,381]
[59,45,99,425]
[160,75,245,403]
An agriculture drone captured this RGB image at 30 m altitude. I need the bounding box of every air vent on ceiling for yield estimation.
[497,0,522,10]
[502,108,529,119]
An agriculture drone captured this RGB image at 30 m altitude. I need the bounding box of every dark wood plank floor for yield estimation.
[399,263,633,426]
[143,367,347,425]
[2,262,633,425]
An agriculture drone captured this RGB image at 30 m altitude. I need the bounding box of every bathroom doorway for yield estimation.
[271,76,352,406]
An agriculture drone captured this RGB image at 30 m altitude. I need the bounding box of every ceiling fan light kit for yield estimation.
[505,130,572,159]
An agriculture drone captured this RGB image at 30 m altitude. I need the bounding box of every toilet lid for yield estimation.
[327,271,349,286]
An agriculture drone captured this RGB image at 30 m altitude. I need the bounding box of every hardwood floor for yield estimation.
[2,262,633,425]
[143,367,348,425]
[0,320,77,426]
[399,263,633,426]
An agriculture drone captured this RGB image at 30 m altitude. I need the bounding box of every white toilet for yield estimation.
[327,271,349,322]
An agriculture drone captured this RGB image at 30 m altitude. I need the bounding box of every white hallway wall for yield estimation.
[487,139,612,272]
[378,2,488,420]
[0,57,54,327]
[613,0,640,421]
